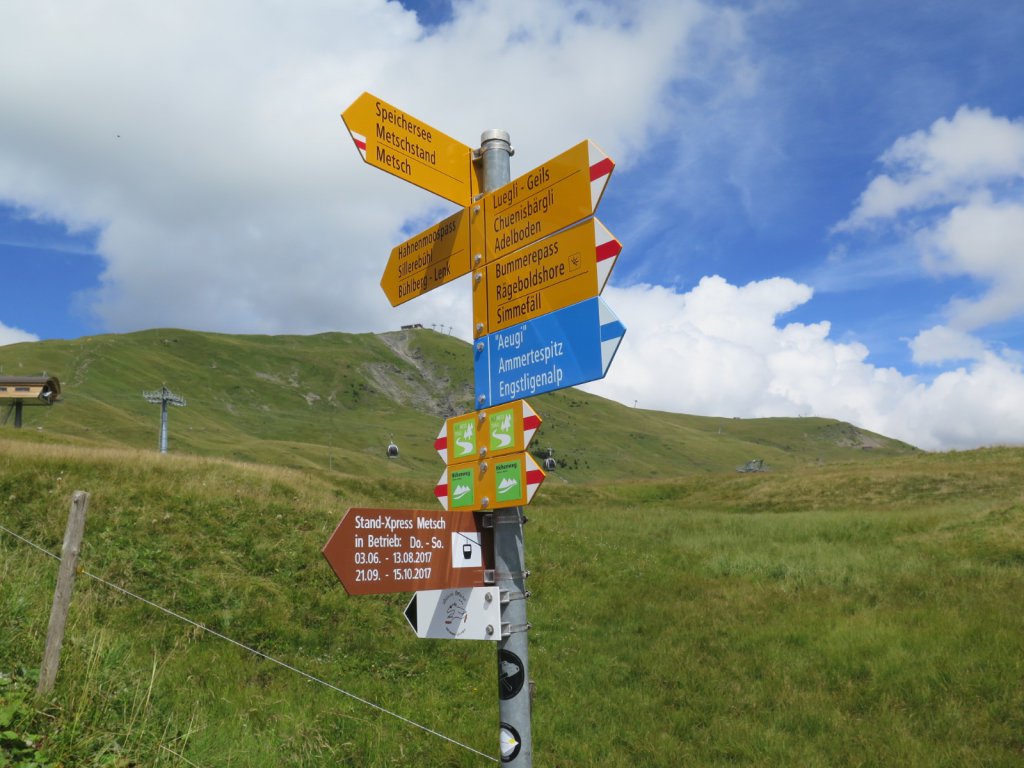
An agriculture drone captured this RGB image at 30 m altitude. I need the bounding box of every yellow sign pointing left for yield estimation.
[341,92,476,205]
[380,206,477,306]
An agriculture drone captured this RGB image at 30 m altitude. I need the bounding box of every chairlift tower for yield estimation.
[143,385,186,454]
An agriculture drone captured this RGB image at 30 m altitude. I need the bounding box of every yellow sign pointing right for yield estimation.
[473,217,621,337]
[484,139,614,264]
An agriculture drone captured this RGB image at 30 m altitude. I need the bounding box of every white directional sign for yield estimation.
[404,587,501,641]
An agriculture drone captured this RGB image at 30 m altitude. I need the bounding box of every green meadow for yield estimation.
[2,330,1023,765]
[0,328,916,481]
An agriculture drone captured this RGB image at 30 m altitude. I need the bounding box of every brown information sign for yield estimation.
[322,507,493,596]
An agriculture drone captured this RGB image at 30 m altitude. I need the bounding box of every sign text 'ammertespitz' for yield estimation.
[474,296,626,408]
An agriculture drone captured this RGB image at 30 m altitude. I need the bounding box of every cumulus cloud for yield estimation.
[909,325,989,365]
[915,199,1024,331]
[829,106,1024,412]
[836,106,1024,230]
[585,277,1024,451]
[0,0,721,337]
[0,322,39,347]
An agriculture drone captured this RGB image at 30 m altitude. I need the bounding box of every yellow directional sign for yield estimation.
[341,92,475,205]
[485,139,614,264]
[472,217,622,336]
[381,206,478,306]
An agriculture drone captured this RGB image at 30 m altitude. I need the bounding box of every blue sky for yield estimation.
[2,0,1023,450]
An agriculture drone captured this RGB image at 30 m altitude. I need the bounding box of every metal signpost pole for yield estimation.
[478,129,533,767]
[159,388,169,454]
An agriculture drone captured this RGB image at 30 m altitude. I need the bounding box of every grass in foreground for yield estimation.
[2,442,1023,765]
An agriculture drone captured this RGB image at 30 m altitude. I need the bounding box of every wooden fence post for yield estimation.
[37,490,90,696]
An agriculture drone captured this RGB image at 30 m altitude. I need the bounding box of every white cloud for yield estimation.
[0,322,39,347]
[585,277,1024,451]
[829,106,1024,403]
[0,0,724,337]
[836,106,1024,230]
[916,199,1024,330]
[909,325,989,365]
[904,355,1024,450]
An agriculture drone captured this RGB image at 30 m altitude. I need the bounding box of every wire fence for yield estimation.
[0,521,498,764]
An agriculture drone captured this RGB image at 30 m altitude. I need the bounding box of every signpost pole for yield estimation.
[479,129,533,767]
[159,391,169,454]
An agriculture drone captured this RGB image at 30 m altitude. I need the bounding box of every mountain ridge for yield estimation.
[0,327,919,481]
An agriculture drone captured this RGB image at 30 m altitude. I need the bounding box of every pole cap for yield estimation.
[480,128,510,144]
[479,129,513,156]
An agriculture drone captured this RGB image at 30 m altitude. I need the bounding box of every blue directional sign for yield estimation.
[474,297,626,408]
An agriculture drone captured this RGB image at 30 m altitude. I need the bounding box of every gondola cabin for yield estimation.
[0,375,61,428]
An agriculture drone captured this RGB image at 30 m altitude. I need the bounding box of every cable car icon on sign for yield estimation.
[452,532,481,568]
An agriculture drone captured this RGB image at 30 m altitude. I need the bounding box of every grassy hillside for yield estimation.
[10,328,1001,766]
[0,328,467,479]
[1,442,1023,765]
[0,328,917,483]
